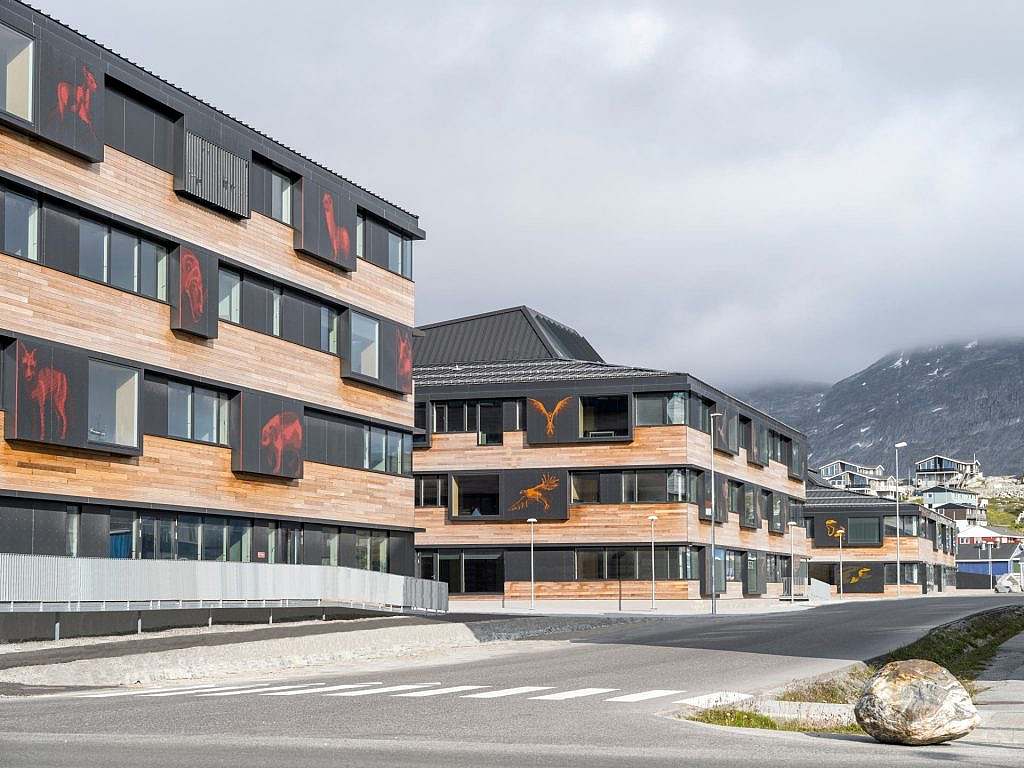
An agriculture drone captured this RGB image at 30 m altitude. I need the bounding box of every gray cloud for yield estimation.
[39,0,1024,388]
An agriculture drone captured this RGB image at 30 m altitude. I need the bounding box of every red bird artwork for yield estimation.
[322,193,350,259]
[55,65,97,129]
[179,249,205,323]
[509,474,560,512]
[261,411,303,475]
[19,342,68,441]
[528,397,572,437]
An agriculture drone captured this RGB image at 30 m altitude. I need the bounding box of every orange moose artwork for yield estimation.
[527,397,572,437]
[509,474,560,512]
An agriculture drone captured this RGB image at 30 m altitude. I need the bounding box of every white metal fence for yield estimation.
[0,553,447,614]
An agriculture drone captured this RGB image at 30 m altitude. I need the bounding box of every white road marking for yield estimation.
[143,684,265,697]
[261,683,382,696]
[77,685,218,698]
[462,686,554,699]
[195,685,279,697]
[675,691,753,707]
[605,689,687,703]
[530,688,619,701]
[393,685,488,698]
[324,683,440,697]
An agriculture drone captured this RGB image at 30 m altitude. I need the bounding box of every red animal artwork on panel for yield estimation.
[19,342,68,441]
[55,65,97,129]
[260,411,303,475]
[322,192,350,260]
[179,249,205,324]
[397,330,413,391]
[528,397,572,437]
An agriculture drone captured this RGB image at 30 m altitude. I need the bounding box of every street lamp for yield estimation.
[708,412,724,616]
[527,518,538,611]
[894,441,907,597]
[836,526,846,597]
[648,514,658,611]
[787,520,801,603]
[987,541,995,591]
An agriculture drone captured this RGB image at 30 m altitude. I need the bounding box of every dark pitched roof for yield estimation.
[934,502,979,510]
[414,307,603,366]
[413,358,669,388]
[957,543,1022,560]
[921,485,978,496]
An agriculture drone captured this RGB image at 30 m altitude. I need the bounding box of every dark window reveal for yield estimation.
[453,474,499,517]
[580,395,628,438]
[105,82,177,173]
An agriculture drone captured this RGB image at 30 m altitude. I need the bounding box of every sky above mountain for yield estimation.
[40,1,1024,387]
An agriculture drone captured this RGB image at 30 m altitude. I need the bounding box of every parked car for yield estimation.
[994,573,1023,593]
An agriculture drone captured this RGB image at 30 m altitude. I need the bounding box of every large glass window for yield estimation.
[477,402,503,446]
[202,517,226,561]
[2,189,38,260]
[109,509,134,559]
[571,472,600,504]
[636,470,668,503]
[453,474,500,517]
[177,514,201,560]
[269,168,293,225]
[218,268,241,322]
[167,380,229,445]
[415,474,449,507]
[140,513,174,560]
[79,218,108,283]
[88,361,139,447]
[226,518,251,562]
[579,395,628,438]
[576,549,606,580]
[846,516,881,545]
[635,394,664,426]
[138,239,167,300]
[386,430,403,474]
[350,312,379,378]
[0,25,33,121]
[109,229,137,292]
[666,393,688,425]
[369,426,386,471]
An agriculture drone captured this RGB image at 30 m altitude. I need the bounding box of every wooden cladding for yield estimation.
[177,133,249,218]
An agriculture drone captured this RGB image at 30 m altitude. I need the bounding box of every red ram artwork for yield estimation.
[179,249,205,324]
[19,342,68,441]
[260,411,303,476]
[55,65,97,129]
[397,329,413,392]
[322,192,350,260]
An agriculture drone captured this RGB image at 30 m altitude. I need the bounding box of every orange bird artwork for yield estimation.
[528,397,572,437]
[509,474,561,512]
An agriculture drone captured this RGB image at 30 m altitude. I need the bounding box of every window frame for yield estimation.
[0,23,34,123]
[87,359,141,451]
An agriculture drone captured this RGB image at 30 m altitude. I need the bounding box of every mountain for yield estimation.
[740,339,1024,476]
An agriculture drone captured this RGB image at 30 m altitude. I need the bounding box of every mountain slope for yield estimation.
[742,340,1024,475]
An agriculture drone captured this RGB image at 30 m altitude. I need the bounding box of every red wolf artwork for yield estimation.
[19,343,68,441]
[55,65,97,129]
[527,397,572,437]
[179,249,205,324]
[509,474,560,512]
[322,193,350,260]
[260,411,303,475]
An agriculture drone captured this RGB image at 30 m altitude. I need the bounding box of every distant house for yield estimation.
[955,524,1023,587]
[921,486,985,526]
[913,455,982,488]
[817,460,897,499]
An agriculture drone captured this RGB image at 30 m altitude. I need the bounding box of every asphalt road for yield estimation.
[1,595,1022,768]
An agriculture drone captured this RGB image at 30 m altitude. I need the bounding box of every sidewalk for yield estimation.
[966,631,1024,745]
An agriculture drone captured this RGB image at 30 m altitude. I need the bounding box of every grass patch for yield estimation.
[779,668,873,705]
[985,497,1024,532]
[688,707,864,735]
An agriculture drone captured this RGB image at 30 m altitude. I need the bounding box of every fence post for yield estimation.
[137,611,143,635]
[53,613,60,642]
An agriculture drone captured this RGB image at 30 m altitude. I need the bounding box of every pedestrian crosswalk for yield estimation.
[70,681,708,706]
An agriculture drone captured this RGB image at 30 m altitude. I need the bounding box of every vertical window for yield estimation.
[88,361,139,447]
[635,394,664,426]
[138,239,167,300]
[320,306,338,354]
[0,24,33,121]
[371,530,389,573]
[109,229,138,292]
[477,402,502,446]
[2,189,38,260]
[109,509,134,559]
[202,517,226,561]
[666,392,688,425]
[369,426,386,471]
[668,469,686,502]
[570,472,600,504]
[167,380,192,439]
[218,268,241,322]
[350,312,379,378]
[387,231,403,273]
[355,214,365,258]
[79,219,109,283]
[324,528,339,567]
[167,382,229,445]
[401,238,413,279]
[226,518,251,562]
[177,514,201,560]
[269,169,293,225]
[386,430,402,474]
[65,508,80,557]
[270,286,282,336]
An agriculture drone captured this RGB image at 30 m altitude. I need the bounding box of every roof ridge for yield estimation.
[21,1,419,221]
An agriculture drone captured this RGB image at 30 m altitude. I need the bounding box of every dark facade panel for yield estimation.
[389,531,415,577]
[504,547,575,581]
[524,393,578,445]
[40,200,79,275]
[4,339,88,449]
[295,178,357,271]
[842,562,885,593]
[169,244,219,339]
[142,373,169,436]
[176,132,249,218]
[499,468,569,521]
[79,505,109,558]
[36,36,105,162]
[232,391,304,479]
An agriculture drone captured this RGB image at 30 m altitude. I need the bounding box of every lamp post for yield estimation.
[648,514,658,611]
[894,441,907,596]
[527,518,538,610]
[988,541,995,591]
[787,520,801,603]
[708,412,724,616]
[836,526,846,597]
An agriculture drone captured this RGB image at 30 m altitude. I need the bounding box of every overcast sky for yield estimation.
[38,1,1024,388]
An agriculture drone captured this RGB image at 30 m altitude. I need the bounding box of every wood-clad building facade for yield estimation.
[803,473,958,596]
[412,307,809,601]
[0,1,422,575]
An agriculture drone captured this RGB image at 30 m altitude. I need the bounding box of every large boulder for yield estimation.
[854,659,980,745]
